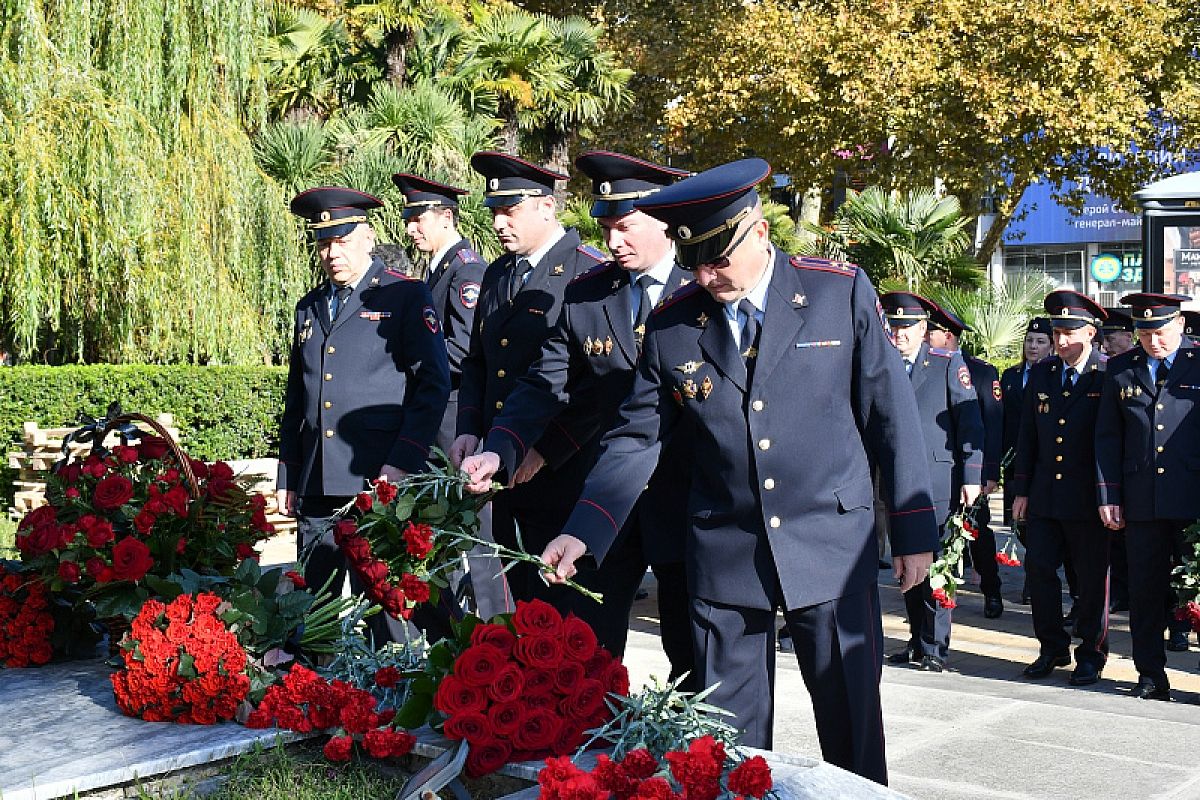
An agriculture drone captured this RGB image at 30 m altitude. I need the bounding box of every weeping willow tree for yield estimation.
[0,0,309,364]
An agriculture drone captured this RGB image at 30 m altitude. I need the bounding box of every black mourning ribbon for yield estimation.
[55,402,141,472]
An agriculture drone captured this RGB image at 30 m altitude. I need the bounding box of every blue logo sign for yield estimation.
[1090,253,1123,283]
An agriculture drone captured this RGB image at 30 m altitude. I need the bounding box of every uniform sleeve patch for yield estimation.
[992,380,1002,401]
[422,305,440,333]
[459,282,480,309]
[456,248,482,264]
[958,366,973,389]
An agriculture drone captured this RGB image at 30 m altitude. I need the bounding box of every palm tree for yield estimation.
[253,121,334,195]
[455,8,567,155]
[258,6,349,122]
[535,16,633,182]
[346,0,436,88]
[924,274,1052,363]
[802,186,985,290]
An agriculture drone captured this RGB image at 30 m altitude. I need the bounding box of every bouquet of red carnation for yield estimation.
[538,736,773,800]
[111,592,252,723]
[1172,520,1200,633]
[246,663,416,762]
[0,563,55,668]
[17,425,274,619]
[396,599,628,778]
[334,463,598,623]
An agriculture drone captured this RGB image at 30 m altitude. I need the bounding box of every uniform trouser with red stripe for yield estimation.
[1125,520,1189,681]
[690,585,888,785]
[1024,516,1109,668]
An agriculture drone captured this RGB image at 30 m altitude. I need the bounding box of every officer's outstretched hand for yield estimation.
[462,451,502,494]
[275,488,296,518]
[513,448,546,485]
[894,552,934,593]
[1011,496,1028,522]
[448,434,480,469]
[541,534,587,583]
[1099,504,1125,530]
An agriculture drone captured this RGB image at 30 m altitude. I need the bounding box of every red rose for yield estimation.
[382,587,410,618]
[235,542,259,561]
[486,700,523,735]
[92,475,134,509]
[523,668,557,697]
[513,599,563,637]
[443,711,491,744]
[189,459,210,479]
[465,738,513,778]
[110,537,154,582]
[341,536,373,565]
[512,706,562,752]
[400,573,430,603]
[115,445,139,464]
[562,614,598,662]
[355,492,374,512]
[470,623,517,656]
[85,519,115,548]
[357,560,390,586]
[57,561,81,583]
[57,464,82,484]
[600,661,630,697]
[434,674,487,715]
[332,519,358,544]
[561,679,606,721]
[403,522,434,559]
[138,436,169,460]
[86,557,114,583]
[163,484,190,516]
[206,477,236,500]
[323,735,353,762]
[486,663,524,703]
[134,510,157,535]
[65,487,80,499]
[514,634,564,670]
[374,666,401,688]
[454,644,507,687]
[373,479,398,505]
[553,661,586,694]
[19,505,57,531]
[728,756,772,798]
[209,461,234,480]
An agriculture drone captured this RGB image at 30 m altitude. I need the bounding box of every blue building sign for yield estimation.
[1004,178,1141,246]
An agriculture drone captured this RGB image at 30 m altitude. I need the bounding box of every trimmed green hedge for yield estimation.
[1,366,288,506]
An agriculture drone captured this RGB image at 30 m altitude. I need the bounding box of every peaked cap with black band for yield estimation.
[574,150,690,218]
[1044,289,1106,330]
[289,186,384,241]
[880,291,938,327]
[928,304,973,336]
[470,151,565,208]
[392,173,468,220]
[1120,292,1189,329]
[632,158,771,269]
[1100,309,1133,334]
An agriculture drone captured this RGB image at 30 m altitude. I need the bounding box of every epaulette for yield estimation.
[453,248,483,265]
[569,259,618,285]
[383,268,415,280]
[1098,352,1110,363]
[577,244,605,262]
[653,282,705,314]
[790,255,858,277]
[928,347,954,358]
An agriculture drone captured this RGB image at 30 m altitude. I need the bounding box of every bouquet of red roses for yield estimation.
[17,431,274,619]
[395,599,628,778]
[246,663,417,762]
[111,591,253,723]
[0,562,55,668]
[538,736,773,800]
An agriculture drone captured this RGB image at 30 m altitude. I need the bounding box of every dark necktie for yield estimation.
[633,273,654,352]
[331,285,352,320]
[1064,366,1076,388]
[1155,359,1171,389]
[905,358,914,377]
[507,257,532,302]
[739,299,760,362]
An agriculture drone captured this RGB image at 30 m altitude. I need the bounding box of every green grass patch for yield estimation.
[0,516,15,557]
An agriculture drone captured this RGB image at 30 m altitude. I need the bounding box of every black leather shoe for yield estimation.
[1023,653,1070,678]
[1132,676,1171,701]
[1167,630,1190,652]
[919,655,945,672]
[983,595,1004,619]
[888,645,920,665]
[1069,662,1102,686]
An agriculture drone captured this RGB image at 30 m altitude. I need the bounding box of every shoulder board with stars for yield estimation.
[927,347,954,358]
[453,248,483,265]
[568,259,618,285]
[577,244,606,262]
[653,282,706,315]
[789,255,858,277]
[383,268,415,280]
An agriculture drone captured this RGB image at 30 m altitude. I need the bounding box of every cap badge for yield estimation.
[489,178,499,190]
[599,181,612,196]
[1144,309,1153,318]
[319,210,331,222]
[677,225,692,240]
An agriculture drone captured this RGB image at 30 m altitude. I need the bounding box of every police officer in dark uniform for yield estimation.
[277,186,451,644]
[926,305,1004,618]
[1100,309,1135,613]
[1011,291,1110,686]
[448,152,605,603]
[1101,310,1136,358]
[1096,293,1200,700]
[882,292,984,672]
[461,151,695,681]
[534,160,939,785]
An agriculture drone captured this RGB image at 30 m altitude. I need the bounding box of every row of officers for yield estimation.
[273,148,1199,788]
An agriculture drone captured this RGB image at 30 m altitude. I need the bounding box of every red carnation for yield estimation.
[621,749,660,780]
[374,666,402,688]
[284,570,307,589]
[513,599,564,637]
[400,573,430,603]
[111,537,154,582]
[402,522,434,559]
[373,479,399,505]
[323,735,353,762]
[633,776,675,800]
[355,492,374,512]
[382,586,411,619]
[728,756,772,798]
[357,559,390,586]
[93,474,134,509]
